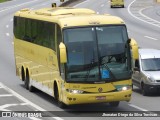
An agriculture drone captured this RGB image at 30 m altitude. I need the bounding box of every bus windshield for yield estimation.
[63,25,131,82]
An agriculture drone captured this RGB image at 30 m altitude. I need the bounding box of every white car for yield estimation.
[132,48,160,96]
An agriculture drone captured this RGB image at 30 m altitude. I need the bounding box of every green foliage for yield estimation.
[0,0,10,3]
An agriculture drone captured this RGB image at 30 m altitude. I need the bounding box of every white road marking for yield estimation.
[6,33,10,36]
[0,94,13,97]
[128,0,160,28]
[0,82,64,120]
[101,4,104,7]
[0,103,19,110]
[128,103,148,111]
[6,25,9,28]
[10,18,13,22]
[139,6,160,24]
[73,0,90,7]
[29,118,42,120]
[144,36,158,40]
[0,0,39,13]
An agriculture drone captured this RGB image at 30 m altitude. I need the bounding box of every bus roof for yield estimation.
[14,7,125,28]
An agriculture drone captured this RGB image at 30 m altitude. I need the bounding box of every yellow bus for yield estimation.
[110,0,124,8]
[14,6,138,108]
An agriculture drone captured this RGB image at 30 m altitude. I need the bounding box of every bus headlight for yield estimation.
[117,86,131,91]
[66,89,84,94]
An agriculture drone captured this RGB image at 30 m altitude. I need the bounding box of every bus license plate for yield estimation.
[96,96,106,100]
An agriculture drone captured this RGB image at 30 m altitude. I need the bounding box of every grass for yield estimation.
[0,0,10,3]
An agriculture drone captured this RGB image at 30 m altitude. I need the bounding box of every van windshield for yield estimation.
[141,58,160,71]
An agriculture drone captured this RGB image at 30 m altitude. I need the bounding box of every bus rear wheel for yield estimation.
[24,71,29,90]
[109,101,120,107]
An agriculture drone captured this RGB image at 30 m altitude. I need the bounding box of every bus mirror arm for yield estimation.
[59,42,67,63]
[129,38,139,60]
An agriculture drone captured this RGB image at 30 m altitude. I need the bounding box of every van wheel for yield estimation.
[109,101,120,107]
[54,85,66,108]
[141,83,148,96]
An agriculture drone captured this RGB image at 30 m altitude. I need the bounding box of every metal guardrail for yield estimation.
[156,0,160,3]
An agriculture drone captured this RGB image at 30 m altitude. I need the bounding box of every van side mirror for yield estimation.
[59,42,67,63]
[134,67,140,71]
[130,38,138,60]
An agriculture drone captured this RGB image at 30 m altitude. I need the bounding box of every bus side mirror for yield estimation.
[59,42,67,63]
[129,38,138,60]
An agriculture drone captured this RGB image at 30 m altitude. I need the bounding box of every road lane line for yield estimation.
[128,103,148,111]
[101,4,104,7]
[0,0,39,13]
[6,25,9,28]
[139,6,160,24]
[0,94,13,97]
[73,0,90,7]
[0,82,64,120]
[144,36,158,40]
[128,0,160,28]
[6,33,10,36]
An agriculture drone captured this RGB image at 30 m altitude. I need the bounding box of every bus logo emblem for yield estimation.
[98,88,103,92]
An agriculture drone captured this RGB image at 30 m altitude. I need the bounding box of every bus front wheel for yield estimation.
[54,84,66,108]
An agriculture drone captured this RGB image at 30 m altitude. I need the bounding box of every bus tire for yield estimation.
[54,83,66,108]
[21,67,25,81]
[109,101,120,107]
[24,70,29,90]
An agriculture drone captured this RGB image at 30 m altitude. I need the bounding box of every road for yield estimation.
[0,0,160,120]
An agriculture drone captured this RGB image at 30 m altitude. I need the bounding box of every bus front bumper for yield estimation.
[63,90,132,105]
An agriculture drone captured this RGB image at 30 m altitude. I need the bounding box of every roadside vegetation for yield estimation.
[0,0,10,3]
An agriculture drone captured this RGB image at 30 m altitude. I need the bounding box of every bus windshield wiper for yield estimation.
[101,58,117,80]
[84,60,96,81]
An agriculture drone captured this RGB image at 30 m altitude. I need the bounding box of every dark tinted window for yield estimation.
[14,16,57,50]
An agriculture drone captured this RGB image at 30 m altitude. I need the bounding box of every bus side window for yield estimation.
[31,20,38,42]
[49,23,56,50]
[19,18,25,40]
[24,19,32,42]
